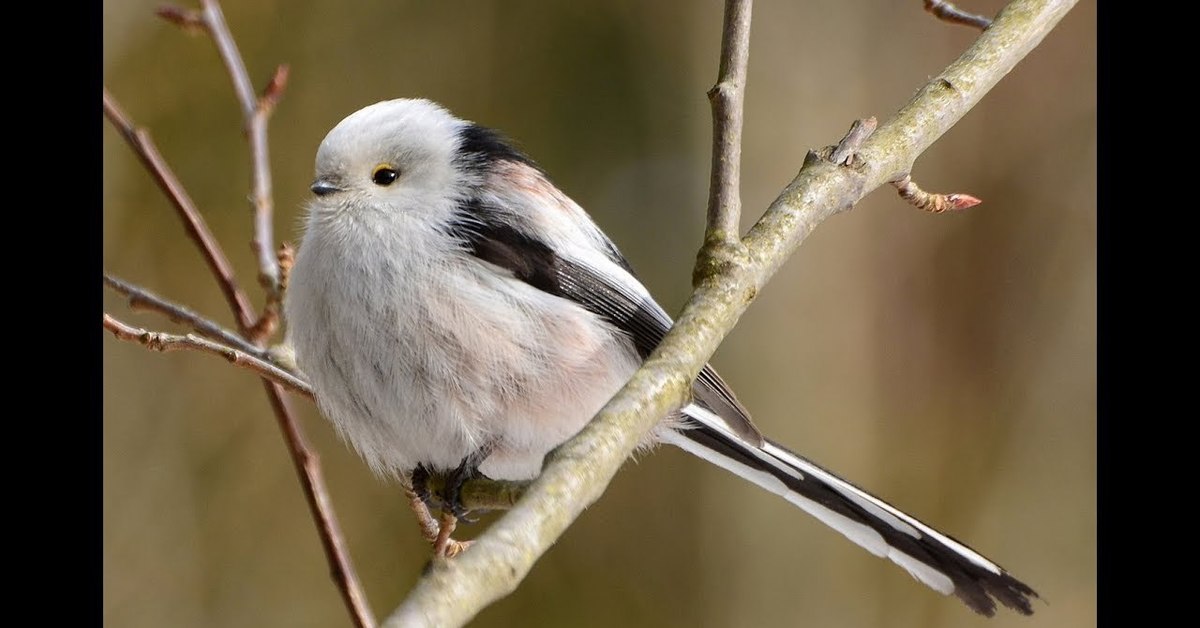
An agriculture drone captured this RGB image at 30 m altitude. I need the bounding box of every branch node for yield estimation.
[827,117,878,167]
[693,234,747,289]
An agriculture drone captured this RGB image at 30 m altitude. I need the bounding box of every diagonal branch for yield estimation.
[103,89,256,334]
[383,0,1077,625]
[104,273,262,356]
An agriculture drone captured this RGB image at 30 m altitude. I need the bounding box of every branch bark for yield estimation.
[104,273,267,358]
[924,0,994,30]
[383,0,1077,625]
[103,314,313,398]
[103,89,256,334]
[702,0,753,247]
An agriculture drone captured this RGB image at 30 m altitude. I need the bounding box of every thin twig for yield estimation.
[924,0,994,30]
[892,174,982,212]
[104,273,262,356]
[260,380,377,628]
[704,0,754,245]
[200,0,283,303]
[160,1,287,323]
[102,89,256,334]
[103,314,313,398]
[384,0,1078,625]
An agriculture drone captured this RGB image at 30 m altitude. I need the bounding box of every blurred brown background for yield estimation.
[103,1,1096,626]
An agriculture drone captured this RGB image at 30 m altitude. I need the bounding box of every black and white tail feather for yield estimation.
[664,406,1036,616]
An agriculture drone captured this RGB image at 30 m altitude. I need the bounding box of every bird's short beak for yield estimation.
[310,177,342,196]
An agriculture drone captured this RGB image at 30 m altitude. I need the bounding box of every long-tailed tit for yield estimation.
[284,98,1037,616]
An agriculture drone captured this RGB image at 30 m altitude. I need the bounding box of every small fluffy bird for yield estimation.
[284,98,1037,616]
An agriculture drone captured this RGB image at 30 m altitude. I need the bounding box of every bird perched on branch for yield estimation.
[284,98,1037,617]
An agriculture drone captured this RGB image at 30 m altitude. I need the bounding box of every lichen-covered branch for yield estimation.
[383,0,1078,625]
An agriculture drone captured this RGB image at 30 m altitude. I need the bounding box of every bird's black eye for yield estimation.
[372,164,399,186]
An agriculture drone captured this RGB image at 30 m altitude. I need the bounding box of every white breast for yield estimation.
[285,205,642,481]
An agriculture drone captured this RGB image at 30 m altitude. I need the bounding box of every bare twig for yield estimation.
[104,273,261,355]
[924,0,994,30]
[160,0,287,322]
[703,0,754,247]
[261,381,377,628]
[103,314,313,398]
[384,0,1077,625]
[102,89,256,334]
[103,275,375,626]
[892,174,982,212]
[201,0,283,303]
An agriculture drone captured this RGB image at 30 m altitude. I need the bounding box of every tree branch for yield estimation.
[702,0,753,248]
[103,314,313,398]
[383,0,1077,625]
[924,0,994,30]
[160,0,285,302]
[103,89,256,334]
[104,273,265,357]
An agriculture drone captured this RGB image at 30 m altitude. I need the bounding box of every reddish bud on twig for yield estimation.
[259,64,290,115]
[156,5,207,34]
[893,175,982,213]
[277,242,295,293]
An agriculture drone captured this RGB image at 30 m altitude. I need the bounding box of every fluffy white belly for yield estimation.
[286,233,641,481]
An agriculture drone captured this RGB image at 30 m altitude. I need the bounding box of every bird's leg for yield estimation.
[432,509,467,558]
[404,466,474,558]
[401,467,441,545]
[409,464,434,508]
[441,443,496,523]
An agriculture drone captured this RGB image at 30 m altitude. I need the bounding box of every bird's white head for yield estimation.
[309,98,470,215]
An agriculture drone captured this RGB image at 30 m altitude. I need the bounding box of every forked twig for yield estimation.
[102,90,256,334]
[103,314,313,398]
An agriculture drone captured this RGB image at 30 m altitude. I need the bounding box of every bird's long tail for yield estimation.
[663,403,1038,617]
